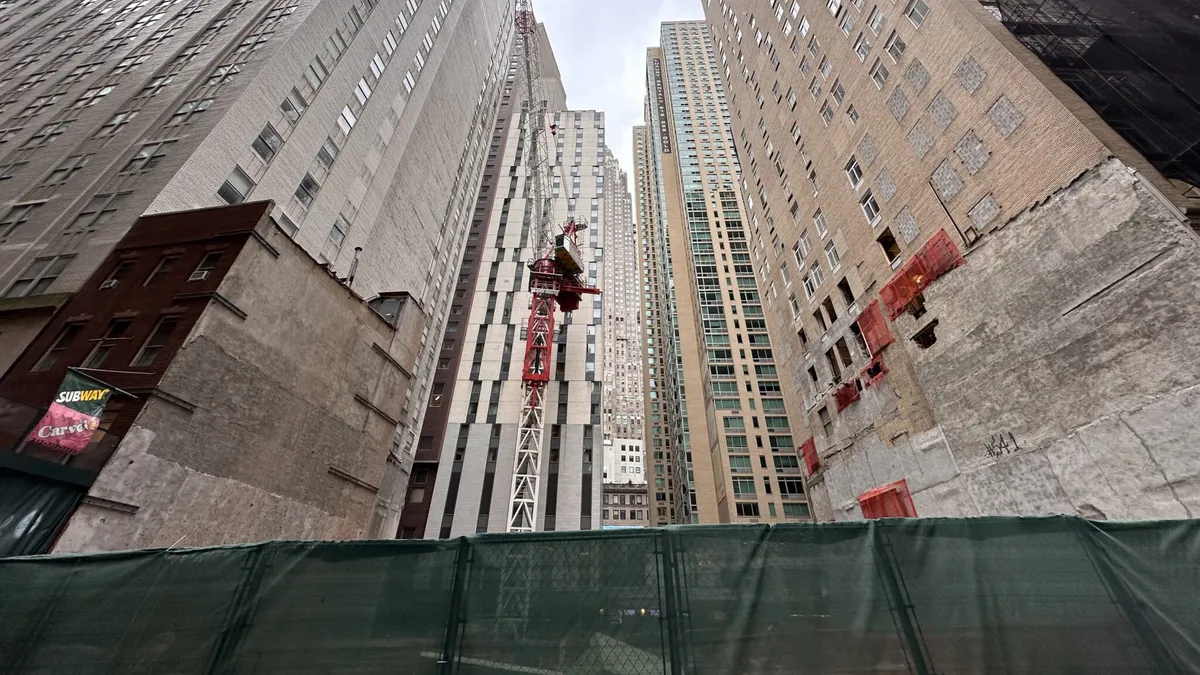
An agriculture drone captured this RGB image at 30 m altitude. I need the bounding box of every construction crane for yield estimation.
[505,1,600,533]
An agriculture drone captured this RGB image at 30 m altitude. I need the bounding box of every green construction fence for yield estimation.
[2,516,1199,674]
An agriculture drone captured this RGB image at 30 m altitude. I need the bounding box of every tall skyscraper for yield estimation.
[707,0,1200,520]
[600,148,642,447]
[632,123,679,526]
[599,146,648,528]
[635,23,814,526]
[401,21,610,537]
[0,0,517,548]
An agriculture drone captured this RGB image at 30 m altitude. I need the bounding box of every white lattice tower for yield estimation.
[506,0,555,534]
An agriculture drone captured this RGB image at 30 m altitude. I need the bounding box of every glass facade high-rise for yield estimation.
[636,23,812,525]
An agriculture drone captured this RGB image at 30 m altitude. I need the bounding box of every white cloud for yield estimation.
[535,0,706,181]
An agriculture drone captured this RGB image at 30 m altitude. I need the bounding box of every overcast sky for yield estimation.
[536,0,706,181]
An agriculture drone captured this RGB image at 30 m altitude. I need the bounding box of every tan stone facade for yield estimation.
[637,28,814,525]
[707,0,1200,520]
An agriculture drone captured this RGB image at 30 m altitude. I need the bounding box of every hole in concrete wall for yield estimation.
[864,359,885,380]
[907,292,927,319]
[912,319,939,349]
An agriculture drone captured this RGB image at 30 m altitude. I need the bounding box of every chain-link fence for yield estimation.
[2,517,1198,674]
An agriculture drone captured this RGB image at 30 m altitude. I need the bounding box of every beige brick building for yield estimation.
[706,0,1200,520]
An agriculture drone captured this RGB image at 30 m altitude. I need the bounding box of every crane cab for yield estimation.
[554,233,584,276]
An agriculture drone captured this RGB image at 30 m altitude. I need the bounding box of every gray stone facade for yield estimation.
[0,0,514,543]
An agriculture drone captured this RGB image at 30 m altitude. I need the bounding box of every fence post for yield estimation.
[659,529,685,675]
[1075,520,1185,674]
[438,537,473,675]
[871,522,933,675]
[205,543,278,674]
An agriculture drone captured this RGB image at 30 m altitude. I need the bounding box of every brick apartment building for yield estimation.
[706,0,1200,519]
[0,202,425,554]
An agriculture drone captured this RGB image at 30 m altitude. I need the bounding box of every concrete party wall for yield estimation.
[899,158,1200,520]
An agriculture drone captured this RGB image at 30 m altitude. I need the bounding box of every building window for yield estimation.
[904,0,929,27]
[144,255,179,286]
[817,101,832,125]
[131,316,180,367]
[877,228,902,266]
[33,323,84,372]
[99,259,135,289]
[4,255,73,297]
[24,121,72,148]
[252,124,283,163]
[317,136,340,170]
[860,190,881,224]
[831,79,847,106]
[166,98,212,126]
[218,166,254,204]
[430,382,445,406]
[826,240,841,270]
[294,173,320,207]
[870,59,890,88]
[190,251,223,281]
[305,57,328,89]
[95,111,136,138]
[802,274,816,299]
[337,106,357,134]
[122,142,171,173]
[0,203,39,238]
[736,502,761,517]
[867,6,886,34]
[82,319,133,369]
[329,215,348,247]
[280,88,307,123]
[852,33,870,61]
[813,209,829,238]
[354,78,372,104]
[845,156,863,188]
[839,11,855,35]
[810,260,825,286]
[70,85,115,109]
[884,31,907,62]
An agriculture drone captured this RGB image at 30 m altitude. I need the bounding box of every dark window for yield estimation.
[189,252,222,281]
[131,316,179,367]
[144,255,179,286]
[33,323,84,372]
[100,260,135,289]
[294,173,320,207]
[82,319,132,369]
[251,123,283,163]
[877,228,901,264]
[4,255,73,297]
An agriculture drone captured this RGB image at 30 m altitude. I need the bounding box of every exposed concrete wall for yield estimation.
[807,158,1200,520]
[54,224,423,552]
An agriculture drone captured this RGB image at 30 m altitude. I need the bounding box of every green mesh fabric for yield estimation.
[2,517,1198,674]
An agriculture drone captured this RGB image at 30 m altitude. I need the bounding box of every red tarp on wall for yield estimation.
[858,478,918,518]
[833,381,860,412]
[801,436,820,476]
[856,300,894,355]
[879,229,965,319]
